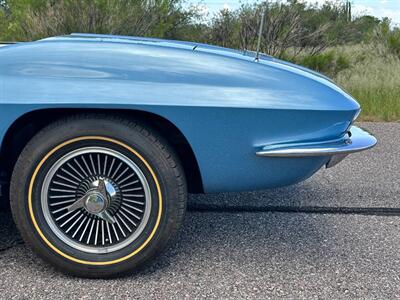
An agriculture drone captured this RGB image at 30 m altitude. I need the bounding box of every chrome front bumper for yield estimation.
[256,126,377,168]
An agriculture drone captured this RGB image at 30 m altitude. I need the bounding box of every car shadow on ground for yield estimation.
[0,182,310,252]
[0,180,396,279]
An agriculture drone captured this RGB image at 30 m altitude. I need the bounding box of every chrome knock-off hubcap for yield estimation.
[41,147,152,254]
[84,192,107,214]
[67,178,116,224]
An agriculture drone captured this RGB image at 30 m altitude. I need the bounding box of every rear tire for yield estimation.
[10,114,187,278]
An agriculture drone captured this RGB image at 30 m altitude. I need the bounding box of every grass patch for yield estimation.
[346,88,400,121]
[333,44,400,121]
[293,44,400,122]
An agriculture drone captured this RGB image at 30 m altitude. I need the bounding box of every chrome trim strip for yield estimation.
[256,126,377,157]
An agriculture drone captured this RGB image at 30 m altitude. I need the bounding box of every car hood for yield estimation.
[48,33,333,83]
[9,33,358,113]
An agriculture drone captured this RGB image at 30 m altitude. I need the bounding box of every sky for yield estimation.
[192,0,400,25]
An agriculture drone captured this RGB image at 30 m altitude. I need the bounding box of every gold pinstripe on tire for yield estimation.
[28,136,162,266]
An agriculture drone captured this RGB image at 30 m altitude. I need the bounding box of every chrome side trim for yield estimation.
[256,126,377,158]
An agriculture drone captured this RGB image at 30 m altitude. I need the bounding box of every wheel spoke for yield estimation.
[121,206,141,220]
[120,179,139,189]
[50,199,76,206]
[86,219,96,244]
[73,215,88,238]
[114,167,129,182]
[115,218,126,237]
[60,211,81,228]
[122,202,143,213]
[94,220,100,246]
[53,181,77,189]
[66,214,84,233]
[67,162,85,179]
[50,188,76,193]
[118,210,137,227]
[111,162,123,179]
[61,168,81,182]
[124,194,144,198]
[106,221,112,244]
[107,158,115,177]
[56,173,80,186]
[79,217,91,242]
[81,156,93,176]
[97,154,102,175]
[50,194,76,199]
[55,209,75,221]
[74,158,88,177]
[121,187,142,192]
[117,214,132,233]
[117,173,135,185]
[103,155,108,176]
[89,154,97,175]
[111,223,120,242]
[101,220,105,245]
[122,198,145,205]
[52,206,69,214]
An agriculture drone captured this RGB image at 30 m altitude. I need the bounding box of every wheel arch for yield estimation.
[0,108,203,194]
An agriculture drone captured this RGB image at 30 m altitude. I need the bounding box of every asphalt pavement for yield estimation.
[0,122,399,299]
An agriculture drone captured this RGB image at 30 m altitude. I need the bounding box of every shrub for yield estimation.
[372,18,400,58]
[297,51,350,77]
[0,0,196,41]
[387,29,400,57]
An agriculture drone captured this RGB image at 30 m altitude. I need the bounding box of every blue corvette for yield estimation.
[0,34,376,277]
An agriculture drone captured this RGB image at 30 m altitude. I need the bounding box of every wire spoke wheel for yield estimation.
[41,147,152,254]
[11,116,187,277]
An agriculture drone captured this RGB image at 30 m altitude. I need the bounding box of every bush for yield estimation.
[387,29,400,57]
[297,51,350,77]
[372,18,400,58]
[0,0,196,41]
